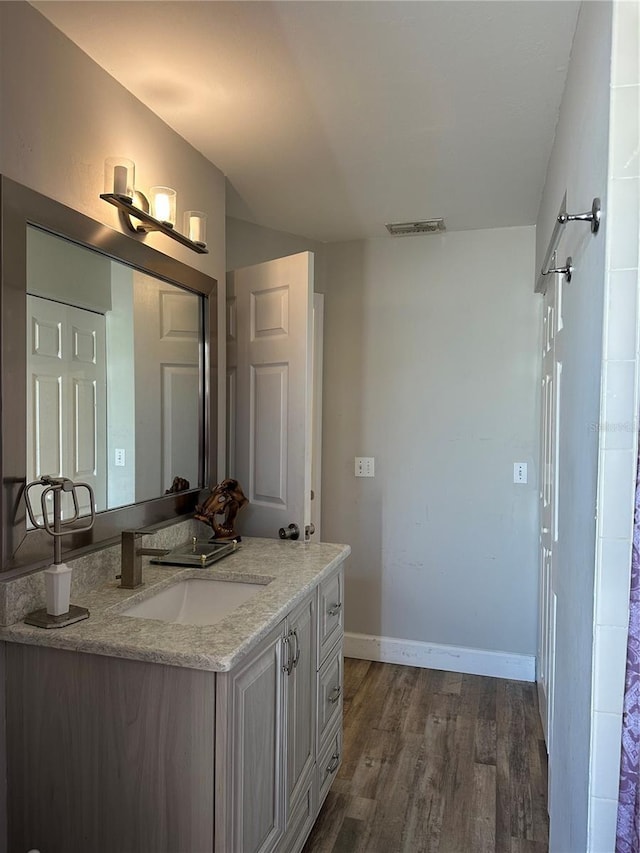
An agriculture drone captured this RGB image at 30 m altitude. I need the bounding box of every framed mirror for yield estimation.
[0,176,217,575]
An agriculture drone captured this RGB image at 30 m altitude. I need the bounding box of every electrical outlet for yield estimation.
[115,448,126,467]
[513,462,527,484]
[355,457,375,477]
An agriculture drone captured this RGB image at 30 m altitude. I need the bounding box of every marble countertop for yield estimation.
[0,537,350,672]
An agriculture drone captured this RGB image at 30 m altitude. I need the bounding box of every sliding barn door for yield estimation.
[537,253,564,791]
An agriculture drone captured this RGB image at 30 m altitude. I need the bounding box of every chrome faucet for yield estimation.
[119,530,169,589]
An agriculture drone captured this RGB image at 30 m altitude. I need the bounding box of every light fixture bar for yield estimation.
[100,193,209,254]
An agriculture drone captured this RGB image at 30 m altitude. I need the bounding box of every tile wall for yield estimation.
[589,2,640,849]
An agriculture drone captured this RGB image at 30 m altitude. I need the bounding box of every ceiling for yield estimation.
[32,1,580,243]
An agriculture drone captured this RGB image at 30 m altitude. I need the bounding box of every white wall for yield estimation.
[27,226,112,314]
[534,3,614,851]
[226,216,326,292]
[321,227,540,671]
[226,217,541,674]
[106,265,136,509]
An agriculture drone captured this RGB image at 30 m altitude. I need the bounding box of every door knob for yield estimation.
[279,523,300,541]
[305,523,315,539]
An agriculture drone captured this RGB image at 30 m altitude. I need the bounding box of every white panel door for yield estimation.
[134,276,201,500]
[229,252,313,539]
[26,296,107,520]
[537,252,563,780]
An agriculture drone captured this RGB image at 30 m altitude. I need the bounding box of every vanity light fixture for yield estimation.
[149,186,177,226]
[104,157,135,199]
[100,158,208,254]
[183,210,207,248]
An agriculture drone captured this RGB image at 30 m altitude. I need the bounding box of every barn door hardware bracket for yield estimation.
[541,256,573,283]
[557,197,601,234]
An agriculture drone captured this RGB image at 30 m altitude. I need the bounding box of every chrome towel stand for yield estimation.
[25,475,96,563]
[23,475,96,628]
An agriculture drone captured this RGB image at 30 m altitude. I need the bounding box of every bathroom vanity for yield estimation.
[0,176,334,852]
[1,530,349,853]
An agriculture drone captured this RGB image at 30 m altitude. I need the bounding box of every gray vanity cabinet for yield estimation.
[6,644,216,853]
[5,565,345,853]
[215,591,317,853]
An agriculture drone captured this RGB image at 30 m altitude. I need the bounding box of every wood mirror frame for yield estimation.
[0,176,217,576]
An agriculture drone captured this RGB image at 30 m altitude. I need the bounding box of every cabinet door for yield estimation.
[216,621,286,853]
[286,593,316,811]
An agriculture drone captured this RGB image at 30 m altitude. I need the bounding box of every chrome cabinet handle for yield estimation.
[326,752,340,774]
[282,635,293,675]
[291,628,300,669]
[328,602,342,617]
[328,686,342,705]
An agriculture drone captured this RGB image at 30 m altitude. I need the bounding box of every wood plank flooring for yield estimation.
[303,659,548,853]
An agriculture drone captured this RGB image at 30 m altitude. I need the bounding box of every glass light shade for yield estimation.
[183,210,207,246]
[104,157,135,199]
[150,186,177,226]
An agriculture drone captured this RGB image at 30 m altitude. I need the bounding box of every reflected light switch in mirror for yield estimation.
[513,462,527,483]
[115,448,126,467]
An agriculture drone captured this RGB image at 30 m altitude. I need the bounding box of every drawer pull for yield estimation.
[326,752,340,774]
[328,602,342,616]
[328,686,342,705]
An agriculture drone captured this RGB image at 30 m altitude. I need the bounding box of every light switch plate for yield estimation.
[355,457,375,477]
[115,448,126,467]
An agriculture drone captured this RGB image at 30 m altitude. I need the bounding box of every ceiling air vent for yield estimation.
[385,219,446,236]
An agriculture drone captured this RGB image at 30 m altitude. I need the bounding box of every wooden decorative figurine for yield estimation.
[194,478,248,540]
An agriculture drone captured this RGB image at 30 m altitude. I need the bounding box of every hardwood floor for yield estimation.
[303,659,548,853]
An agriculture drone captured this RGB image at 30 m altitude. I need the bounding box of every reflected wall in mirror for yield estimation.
[0,176,217,575]
[26,226,202,525]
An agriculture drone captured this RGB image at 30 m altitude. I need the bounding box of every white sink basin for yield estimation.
[120,578,268,626]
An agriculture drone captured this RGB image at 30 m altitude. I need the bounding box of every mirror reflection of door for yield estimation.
[25,225,203,524]
[26,295,107,523]
[133,274,201,502]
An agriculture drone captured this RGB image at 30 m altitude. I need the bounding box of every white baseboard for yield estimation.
[344,632,536,682]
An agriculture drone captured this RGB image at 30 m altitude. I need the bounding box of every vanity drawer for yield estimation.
[317,723,342,809]
[317,568,344,665]
[317,641,343,752]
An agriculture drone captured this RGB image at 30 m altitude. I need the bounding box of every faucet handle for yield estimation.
[122,529,143,540]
